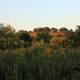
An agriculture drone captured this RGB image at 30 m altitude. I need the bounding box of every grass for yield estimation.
[0,48,80,80]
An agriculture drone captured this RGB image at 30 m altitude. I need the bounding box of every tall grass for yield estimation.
[0,48,80,80]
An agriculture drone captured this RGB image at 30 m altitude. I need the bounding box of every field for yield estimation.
[0,48,80,80]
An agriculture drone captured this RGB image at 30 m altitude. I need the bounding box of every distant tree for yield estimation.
[34,27,50,33]
[33,28,38,32]
[33,28,44,33]
[43,27,51,32]
[37,32,52,43]
[59,27,68,32]
[67,26,80,48]
[51,27,58,32]
[18,30,32,47]
[75,25,80,47]
[67,29,76,48]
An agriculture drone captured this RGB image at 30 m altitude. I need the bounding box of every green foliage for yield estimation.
[37,32,52,43]
[0,24,17,49]
[18,31,32,47]
[0,24,80,48]
[1,23,80,79]
[0,48,80,80]
[1,23,80,80]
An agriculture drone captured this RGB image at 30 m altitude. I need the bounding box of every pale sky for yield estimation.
[0,0,80,31]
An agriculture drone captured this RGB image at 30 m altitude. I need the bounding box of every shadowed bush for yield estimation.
[0,48,80,80]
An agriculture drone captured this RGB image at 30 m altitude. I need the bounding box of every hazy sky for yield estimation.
[0,0,80,31]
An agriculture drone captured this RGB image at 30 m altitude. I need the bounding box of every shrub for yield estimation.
[0,48,80,80]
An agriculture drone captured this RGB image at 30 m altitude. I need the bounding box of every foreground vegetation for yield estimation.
[0,24,80,79]
[0,48,80,80]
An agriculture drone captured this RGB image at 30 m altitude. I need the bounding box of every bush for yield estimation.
[0,48,80,80]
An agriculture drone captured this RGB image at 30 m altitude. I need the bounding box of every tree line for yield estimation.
[0,23,80,49]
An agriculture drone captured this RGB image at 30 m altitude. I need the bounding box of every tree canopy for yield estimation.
[0,23,80,49]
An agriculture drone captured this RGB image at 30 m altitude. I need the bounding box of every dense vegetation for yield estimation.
[0,23,80,80]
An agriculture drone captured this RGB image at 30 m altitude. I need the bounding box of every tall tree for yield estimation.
[0,24,16,49]
[75,25,80,47]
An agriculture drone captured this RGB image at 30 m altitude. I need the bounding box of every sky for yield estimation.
[0,0,80,31]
